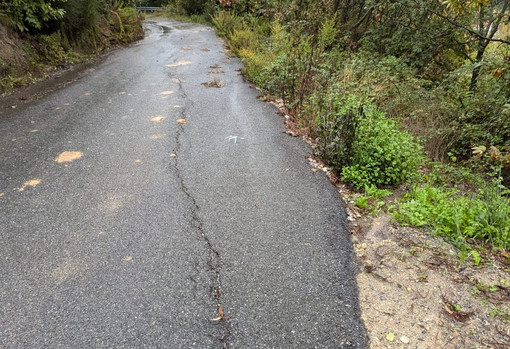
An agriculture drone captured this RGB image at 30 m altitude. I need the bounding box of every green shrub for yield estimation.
[316,96,423,189]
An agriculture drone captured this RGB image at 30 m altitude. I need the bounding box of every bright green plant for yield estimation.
[395,184,510,250]
[317,96,422,189]
[0,0,66,32]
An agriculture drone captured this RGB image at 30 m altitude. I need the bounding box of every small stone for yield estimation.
[400,336,410,344]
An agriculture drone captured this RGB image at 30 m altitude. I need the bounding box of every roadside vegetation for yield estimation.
[0,0,144,94]
[158,0,510,259]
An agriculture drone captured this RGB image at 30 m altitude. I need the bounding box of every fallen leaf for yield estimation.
[166,61,191,67]
[151,116,165,123]
[30,129,38,133]
[160,91,174,95]
[210,316,222,321]
[149,134,166,140]
[55,151,83,163]
[0,193,4,197]
[123,256,132,261]
[169,153,177,158]
[84,92,91,96]
[135,159,142,163]
[16,179,41,192]
[176,119,186,124]
[386,333,395,341]
[312,168,317,172]
[218,305,224,318]
[119,91,126,95]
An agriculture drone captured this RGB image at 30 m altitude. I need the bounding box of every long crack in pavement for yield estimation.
[172,76,231,347]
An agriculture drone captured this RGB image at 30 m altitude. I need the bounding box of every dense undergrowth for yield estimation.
[0,0,144,94]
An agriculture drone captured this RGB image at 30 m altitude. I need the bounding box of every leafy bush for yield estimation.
[316,96,423,189]
[0,0,65,32]
[395,184,510,250]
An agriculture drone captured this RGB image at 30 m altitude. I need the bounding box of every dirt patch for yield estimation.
[350,213,510,348]
[0,22,27,76]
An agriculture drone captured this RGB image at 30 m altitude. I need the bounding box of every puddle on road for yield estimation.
[55,151,83,163]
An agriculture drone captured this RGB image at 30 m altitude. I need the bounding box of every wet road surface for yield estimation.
[0,19,368,348]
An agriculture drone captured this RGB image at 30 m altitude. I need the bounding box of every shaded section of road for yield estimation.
[0,19,368,347]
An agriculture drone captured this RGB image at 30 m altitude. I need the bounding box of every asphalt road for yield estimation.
[0,19,368,348]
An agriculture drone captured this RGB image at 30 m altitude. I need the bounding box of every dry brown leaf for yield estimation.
[16,179,41,192]
[166,61,191,67]
[169,153,177,158]
[151,116,165,123]
[176,119,186,124]
[149,134,166,140]
[218,305,224,318]
[0,193,5,197]
[55,151,83,163]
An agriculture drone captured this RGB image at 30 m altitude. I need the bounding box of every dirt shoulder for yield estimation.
[345,194,510,347]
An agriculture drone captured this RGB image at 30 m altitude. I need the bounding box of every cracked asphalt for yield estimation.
[0,19,368,348]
